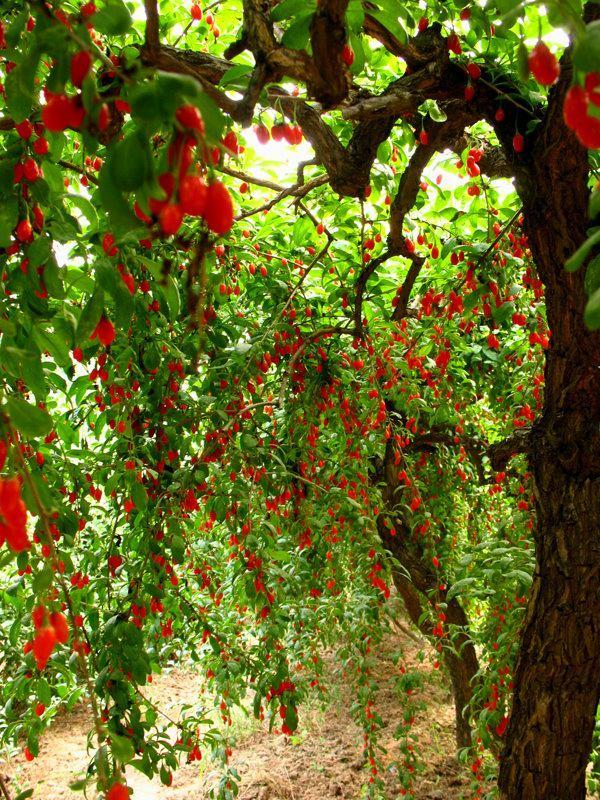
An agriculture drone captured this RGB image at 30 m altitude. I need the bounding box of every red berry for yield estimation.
[179,174,208,217]
[33,626,57,670]
[33,136,49,155]
[176,104,204,132]
[190,4,202,20]
[342,44,354,66]
[254,124,270,144]
[419,130,429,146]
[73,347,84,362]
[50,612,69,644]
[418,17,428,32]
[575,113,600,150]
[91,316,116,348]
[35,703,46,718]
[222,130,239,153]
[487,333,500,350]
[460,8,471,20]
[585,72,600,107]
[159,203,184,235]
[16,120,33,139]
[70,50,92,88]
[15,219,33,243]
[447,32,462,54]
[512,132,524,153]
[33,206,44,230]
[98,103,111,132]
[106,783,130,800]
[202,181,234,235]
[42,94,84,132]
[102,233,118,256]
[563,85,589,131]
[134,202,152,225]
[528,42,560,86]
[23,158,40,182]
[467,62,481,80]
[80,2,97,17]
[464,84,475,102]
[494,108,505,122]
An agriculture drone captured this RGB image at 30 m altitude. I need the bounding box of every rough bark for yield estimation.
[497,26,600,800]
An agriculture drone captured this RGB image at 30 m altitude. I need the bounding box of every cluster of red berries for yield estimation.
[0,474,29,554]
[24,605,70,670]
[133,105,235,237]
[253,122,303,146]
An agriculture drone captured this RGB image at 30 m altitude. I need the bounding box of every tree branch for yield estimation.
[309,0,350,108]
[144,0,160,52]
[488,429,532,472]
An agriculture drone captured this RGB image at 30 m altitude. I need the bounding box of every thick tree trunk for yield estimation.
[497,43,600,799]
[392,571,477,748]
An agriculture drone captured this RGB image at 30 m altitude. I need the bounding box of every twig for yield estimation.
[144,0,160,51]
[0,775,13,800]
[235,175,328,221]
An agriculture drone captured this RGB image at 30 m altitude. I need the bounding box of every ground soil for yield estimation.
[1,627,471,800]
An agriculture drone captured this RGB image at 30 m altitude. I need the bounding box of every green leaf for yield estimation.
[219,64,253,89]
[346,0,366,33]
[366,8,406,43]
[584,287,600,329]
[5,49,40,122]
[92,0,133,35]
[0,196,19,248]
[584,254,600,297]
[421,99,447,123]
[573,20,600,73]
[27,237,52,269]
[33,325,72,370]
[292,216,314,247]
[14,790,35,800]
[132,481,148,511]
[36,677,52,706]
[241,433,258,449]
[446,577,476,600]
[66,194,99,235]
[98,166,141,237]
[76,285,104,344]
[108,132,152,193]
[281,14,313,49]
[285,704,298,732]
[6,5,29,47]
[565,229,600,272]
[158,276,180,322]
[6,397,52,438]
[129,83,165,128]
[109,733,136,763]
[271,0,315,22]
